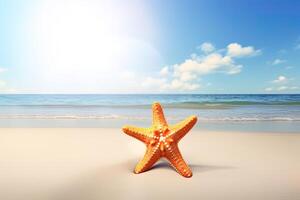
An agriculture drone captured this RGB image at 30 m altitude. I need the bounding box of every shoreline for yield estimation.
[1,127,300,134]
[0,119,299,133]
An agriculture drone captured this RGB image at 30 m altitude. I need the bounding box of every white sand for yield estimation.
[0,128,299,200]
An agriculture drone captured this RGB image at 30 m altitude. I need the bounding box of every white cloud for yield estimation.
[278,86,299,91]
[142,76,200,92]
[198,42,215,53]
[162,79,200,91]
[277,86,288,91]
[227,43,261,58]
[265,86,298,92]
[173,53,242,81]
[142,42,260,92]
[265,87,273,92]
[272,75,288,84]
[272,59,286,65]
[266,75,298,92]
[159,66,169,76]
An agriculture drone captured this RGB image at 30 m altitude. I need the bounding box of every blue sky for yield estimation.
[0,0,299,94]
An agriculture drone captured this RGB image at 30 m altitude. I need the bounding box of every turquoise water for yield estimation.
[0,94,299,132]
[1,94,300,106]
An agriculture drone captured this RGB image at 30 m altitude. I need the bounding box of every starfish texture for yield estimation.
[122,102,197,178]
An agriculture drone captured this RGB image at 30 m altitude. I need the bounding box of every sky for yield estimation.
[0,0,300,94]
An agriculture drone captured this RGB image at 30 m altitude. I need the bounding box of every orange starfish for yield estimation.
[122,102,197,178]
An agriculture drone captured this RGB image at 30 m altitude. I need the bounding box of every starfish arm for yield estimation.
[134,144,161,173]
[169,115,197,141]
[152,102,168,127]
[122,126,152,143]
[165,144,193,178]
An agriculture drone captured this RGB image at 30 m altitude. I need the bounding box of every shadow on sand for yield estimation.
[51,159,236,200]
[150,160,235,173]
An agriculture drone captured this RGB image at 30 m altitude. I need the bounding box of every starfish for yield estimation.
[122,102,197,178]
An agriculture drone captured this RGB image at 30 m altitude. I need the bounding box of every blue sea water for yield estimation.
[0,94,299,132]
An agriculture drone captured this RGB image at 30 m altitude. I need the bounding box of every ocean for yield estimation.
[0,94,300,132]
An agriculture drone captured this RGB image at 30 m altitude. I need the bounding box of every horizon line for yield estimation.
[0,93,299,95]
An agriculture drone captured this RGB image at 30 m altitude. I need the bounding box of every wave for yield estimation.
[1,114,300,121]
[1,94,300,109]
[169,101,300,107]
[1,101,300,109]
[0,114,148,120]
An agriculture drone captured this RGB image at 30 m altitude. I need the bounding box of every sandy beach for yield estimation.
[0,128,299,200]
[1,0,300,198]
